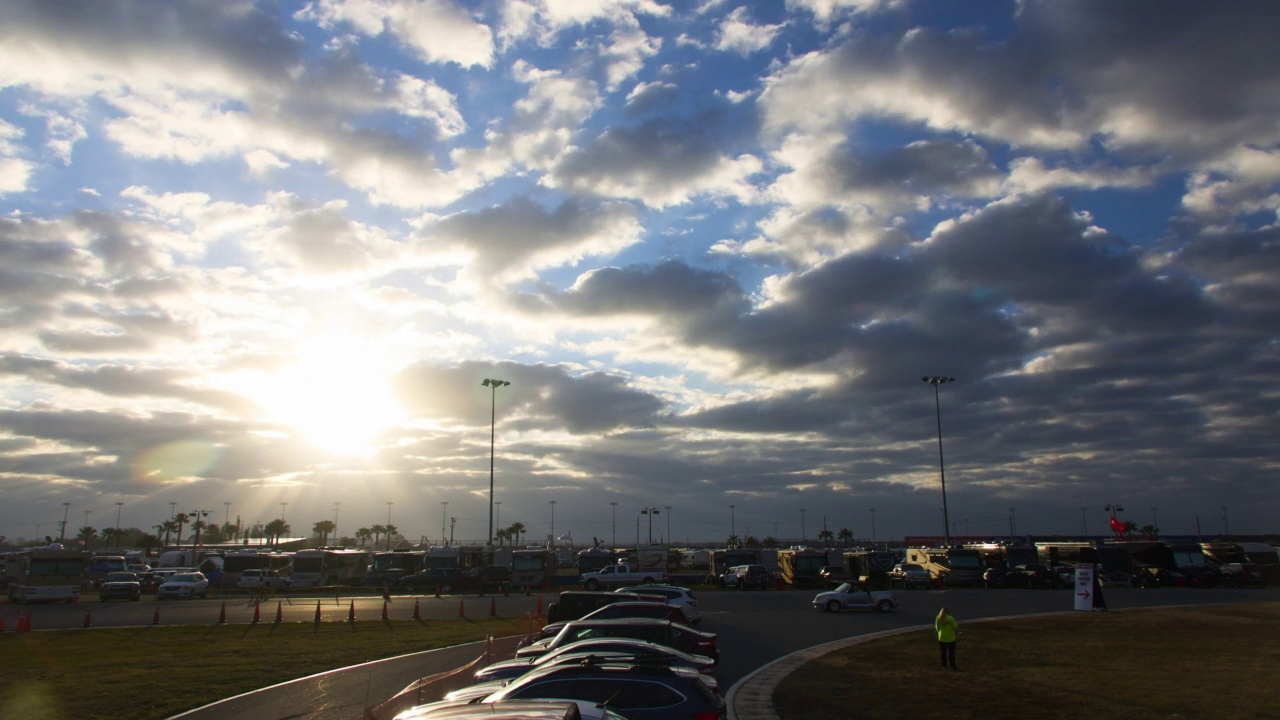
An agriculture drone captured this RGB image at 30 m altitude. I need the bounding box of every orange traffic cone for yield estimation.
[275,601,283,623]
[381,600,389,620]
[490,596,497,617]
[252,602,261,623]
[83,611,91,628]
[218,602,227,624]
[458,599,466,617]
[412,599,421,619]
[347,600,355,622]
[314,600,322,623]
[151,609,160,626]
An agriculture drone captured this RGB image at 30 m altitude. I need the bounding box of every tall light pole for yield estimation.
[1009,507,1017,536]
[169,502,176,519]
[482,378,510,547]
[641,507,660,545]
[60,502,70,542]
[729,505,736,542]
[280,502,287,522]
[1150,506,1158,534]
[799,508,806,545]
[333,502,341,543]
[114,502,124,549]
[549,500,557,543]
[441,501,448,547]
[869,508,877,545]
[923,376,956,547]
[610,502,618,546]
[1080,507,1088,537]
[1221,506,1229,536]
[495,501,502,530]
[664,506,671,545]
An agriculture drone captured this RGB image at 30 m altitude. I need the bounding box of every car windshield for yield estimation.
[105,572,137,582]
[169,574,199,583]
[833,582,852,593]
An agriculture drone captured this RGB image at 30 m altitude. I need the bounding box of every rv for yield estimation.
[511,547,557,589]
[844,549,897,586]
[576,546,615,575]
[777,547,827,588]
[1035,541,1133,585]
[291,548,369,587]
[220,551,292,587]
[5,545,85,603]
[905,546,983,586]
[711,548,761,577]
[368,550,427,585]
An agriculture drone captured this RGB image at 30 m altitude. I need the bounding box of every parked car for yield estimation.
[474,638,717,684]
[1006,564,1061,589]
[515,618,718,663]
[537,602,691,640]
[982,567,1009,588]
[1054,565,1076,587]
[400,568,463,592]
[613,585,701,623]
[887,563,932,589]
[238,569,293,590]
[818,565,849,588]
[735,564,771,590]
[544,591,646,624]
[813,582,897,612]
[718,565,745,587]
[465,658,725,720]
[156,572,210,600]
[99,572,141,602]
[394,699,629,720]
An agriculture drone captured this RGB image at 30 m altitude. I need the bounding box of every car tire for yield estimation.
[877,599,893,613]
[825,599,840,613]
[584,579,600,590]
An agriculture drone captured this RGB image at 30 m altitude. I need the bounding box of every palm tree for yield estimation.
[1122,520,1137,538]
[313,520,336,547]
[726,534,740,549]
[744,535,759,548]
[371,524,386,549]
[763,536,778,548]
[384,524,399,550]
[138,532,161,554]
[838,528,854,547]
[153,523,170,546]
[263,518,289,544]
[507,522,526,546]
[494,528,509,547]
[818,529,835,547]
[356,527,373,547]
[173,513,190,545]
[76,526,97,549]
[1139,524,1159,539]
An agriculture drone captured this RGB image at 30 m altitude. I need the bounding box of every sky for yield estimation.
[1,0,1277,548]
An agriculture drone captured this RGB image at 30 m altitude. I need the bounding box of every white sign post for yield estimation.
[1074,563,1095,611]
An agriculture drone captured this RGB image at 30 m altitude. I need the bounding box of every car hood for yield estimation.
[102,581,140,588]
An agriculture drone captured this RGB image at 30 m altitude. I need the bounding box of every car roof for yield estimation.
[397,700,584,719]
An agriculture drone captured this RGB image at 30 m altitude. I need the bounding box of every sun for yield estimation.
[243,332,407,456]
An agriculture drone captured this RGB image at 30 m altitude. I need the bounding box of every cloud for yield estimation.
[715,7,785,56]
[296,0,495,68]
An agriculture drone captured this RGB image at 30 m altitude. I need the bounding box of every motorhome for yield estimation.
[777,547,827,588]
[368,550,427,586]
[711,548,761,577]
[5,545,85,603]
[291,548,369,587]
[844,549,897,585]
[511,547,556,589]
[220,551,292,587]
[905,546,983,586]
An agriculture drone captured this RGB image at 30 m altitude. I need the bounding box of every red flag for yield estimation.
[1110,516,1124,533]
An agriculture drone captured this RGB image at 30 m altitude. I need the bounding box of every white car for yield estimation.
[237,569,293,589]
[156,571,210,600]
[614,585,701,623]
[812,582,897,613]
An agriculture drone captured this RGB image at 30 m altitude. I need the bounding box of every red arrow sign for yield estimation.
[1077,589,1091,599]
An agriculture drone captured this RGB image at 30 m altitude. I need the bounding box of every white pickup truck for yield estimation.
[579,563,666,590]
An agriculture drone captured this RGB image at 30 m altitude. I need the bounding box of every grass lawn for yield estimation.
[774,602,1280,720]
[0,616,528,720]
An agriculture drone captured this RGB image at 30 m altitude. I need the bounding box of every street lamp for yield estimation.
[799,508,806,545]
[922,376,956,547]
[1080,507,1088,537]
[280,502,287,522]
[664,506,672,545]
[641,507,660,545]
[729,504,736,541]
[495,501,502,529]
[441,501,448,547]
[1221,506,1229,536]
[1105,504,1124,538]
[333,502,341,543]
[1008,507,1016,536]
[869,508,877,545]
[610,502,618,546]
[60,502,70,542]
[482,378,511,547]
[114,502,123,549]
[549,501,557,542]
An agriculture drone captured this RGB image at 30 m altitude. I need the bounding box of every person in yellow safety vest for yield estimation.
[936,607,959,670]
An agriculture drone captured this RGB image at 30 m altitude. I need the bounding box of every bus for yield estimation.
[221,551,293,587]
[1036,541,1133,585]
[5,545,85,603]
[906,547,984,586]
[777,548,827,588]
[291,548,369,587]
